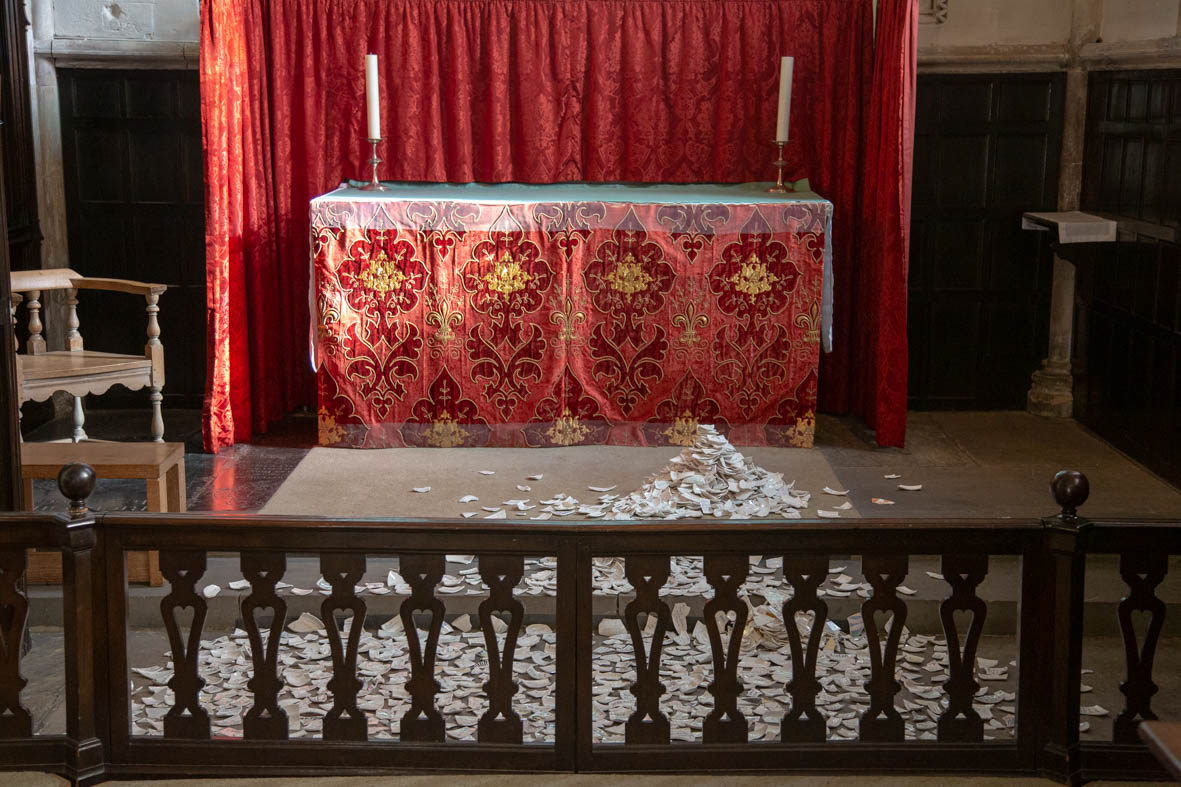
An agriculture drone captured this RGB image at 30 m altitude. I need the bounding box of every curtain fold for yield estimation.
[200,0,907,452]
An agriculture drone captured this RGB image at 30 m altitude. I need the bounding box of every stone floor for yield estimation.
[22,407,1181,519]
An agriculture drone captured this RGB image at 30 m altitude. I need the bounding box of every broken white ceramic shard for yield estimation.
[926,571,944,580]
[835,501,853,510]
[412,486,431,493]
[202,584,220,598]
[290,588,313,596]
[517,484,532,492]
[461,512,478,518]
[288,612,324,634]
[479,470,496,475]
[872,498,895,505]
[898,484,923,491]
[446,555,475,564]
[526,473,543,480]
[228,579,250,591]
[588,485,617,492]
[1080,705,1109,717]
[484,509,507,519]
[598,619,627,637]
[452,614,472,632]
[884,473,902,479]
[823,487,848,496]
[817,510,841,518]
[458,494,479,503]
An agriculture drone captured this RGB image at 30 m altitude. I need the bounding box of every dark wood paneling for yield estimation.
[1077,69,1181,488]
[0,0,40,273]
[0,79,24,510]
[58,69,205,408]
[909,74,1064,410]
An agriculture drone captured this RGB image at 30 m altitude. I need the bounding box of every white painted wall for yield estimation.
[920,0,1074,48]
[50,0,199,42]
[1100,0,1180,41]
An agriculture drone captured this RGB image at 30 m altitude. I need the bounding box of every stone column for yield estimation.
[1027,2,1099,417]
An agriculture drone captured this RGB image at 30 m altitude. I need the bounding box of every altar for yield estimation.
[310,182,833,449]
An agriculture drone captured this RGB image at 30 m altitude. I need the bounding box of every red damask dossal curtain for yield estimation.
[201,0,913,451]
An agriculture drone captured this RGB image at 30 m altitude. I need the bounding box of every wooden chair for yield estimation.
[9,268,166,442]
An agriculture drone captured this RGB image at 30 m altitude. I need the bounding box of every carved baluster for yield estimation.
[146,292,164,442]
[241,553,288,739]
[0,550,32,738]
[320,553,367,741]
[159,550,210,739]
[477,554,525,743]
[65,288,82,350]
[937,554,988,742]
[24,290,44,355]
[623,555,672,744]
[780,556,829,742]
[702,554,748,743]
[1113,552,1168,743]
[859,555,908,742]
[399,554,445,742]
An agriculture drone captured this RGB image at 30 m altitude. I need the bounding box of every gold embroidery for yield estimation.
[424,413,467,447]
[426,285,464,344]
[605,252,653,295]
[729,252,780,297]
[794,302,821,344]
[545,409,591,446]
[549,296,587,342]
[672,299,709,346]
[357,249,408,293]
[663,412,700,446]
[788,410,816,447]
[482,252,533,295]
[318,407,346,444]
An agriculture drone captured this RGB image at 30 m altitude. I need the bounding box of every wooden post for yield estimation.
[1039,470,1091,785]
[0,79,24,512]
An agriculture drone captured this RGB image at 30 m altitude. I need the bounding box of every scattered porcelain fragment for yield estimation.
[288,612,323,634]
[1080,705,1109,717]
[483,509,507,519]
[898,484,923,491]
[458,494,479,503]
[412,487,431,493]
[202,584,220,598]
[290,588,313,596]
[872,498,895,505]
[588,485,617,492]
[462,512,479,518]
[835,501,853,510]
[885,473,902,479]
[817,510,841,518]
[479,470,496,475]
[822,487,848,496]
[526,473,543,480]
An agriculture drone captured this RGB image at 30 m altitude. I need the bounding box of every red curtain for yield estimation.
[200,0,911,451]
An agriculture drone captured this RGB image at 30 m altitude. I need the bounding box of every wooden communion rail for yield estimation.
[0,465,1177,784]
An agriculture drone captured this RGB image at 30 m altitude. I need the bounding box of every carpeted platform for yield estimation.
[261,445,859,519]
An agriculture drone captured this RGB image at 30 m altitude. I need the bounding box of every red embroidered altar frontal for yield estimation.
[311,183,833,449]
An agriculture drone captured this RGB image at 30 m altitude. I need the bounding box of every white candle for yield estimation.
[775,56,793,142]
[365,53,381,140]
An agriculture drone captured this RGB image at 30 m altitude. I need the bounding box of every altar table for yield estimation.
[311,182,833,449]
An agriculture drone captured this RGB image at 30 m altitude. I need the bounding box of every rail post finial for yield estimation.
[58,462,96,518]
[1051,469,1089,522]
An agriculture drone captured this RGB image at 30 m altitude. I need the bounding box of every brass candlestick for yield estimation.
[766,140,792,193]
[360,138,388,191]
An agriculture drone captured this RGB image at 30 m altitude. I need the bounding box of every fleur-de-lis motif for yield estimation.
[672,299,709,346]
[549,296,587,343]
[425,285,464,345]
[794,302,821,344]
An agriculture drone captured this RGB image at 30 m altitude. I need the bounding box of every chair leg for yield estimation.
[150,386,164,442]
[72,396,88,442]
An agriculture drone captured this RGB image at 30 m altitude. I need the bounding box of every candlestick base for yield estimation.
[765,140,793,194]
[360,138,388,192]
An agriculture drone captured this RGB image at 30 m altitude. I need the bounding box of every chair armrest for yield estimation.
[70,277,168,297]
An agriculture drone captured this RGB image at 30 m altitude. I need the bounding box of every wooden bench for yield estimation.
[21,441,186,586]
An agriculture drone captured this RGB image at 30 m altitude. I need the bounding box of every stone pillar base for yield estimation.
[1028,361,1074,417]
